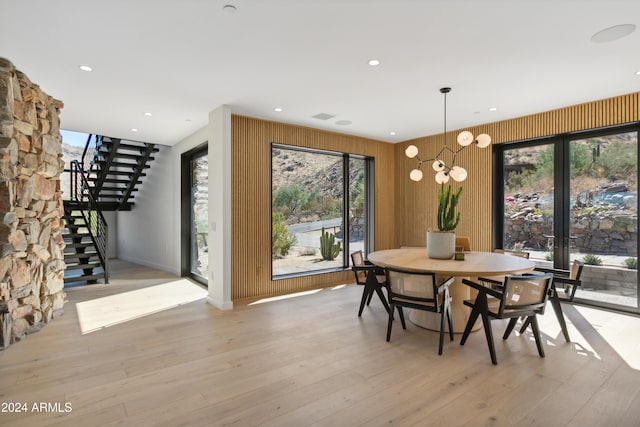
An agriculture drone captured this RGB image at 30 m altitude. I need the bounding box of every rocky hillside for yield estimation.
[59,143,83,198]
[271,147,360,200]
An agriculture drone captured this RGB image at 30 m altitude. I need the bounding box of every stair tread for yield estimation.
[64,273,105,284]
[65,262,102,269]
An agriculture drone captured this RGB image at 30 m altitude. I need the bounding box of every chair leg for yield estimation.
[386,305,395,342]
[358,286,370,317]
[480,307,497,365]
[519,316,531,334]
[366,288,374,305]
[550,292,570,342]
[374,284,390,314]
[503,318,519,339]
[460,305,480,346]
[447,307,454,341]
[438,310,446,355]
[529,315,545,358]
[358,273,376,316]
[397,306,406,329]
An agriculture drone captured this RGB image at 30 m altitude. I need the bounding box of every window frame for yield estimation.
[270,143,374,280]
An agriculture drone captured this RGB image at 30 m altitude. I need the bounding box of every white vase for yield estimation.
[426,231,456,259]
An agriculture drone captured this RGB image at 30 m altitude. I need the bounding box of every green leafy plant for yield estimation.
[544,252,554,261]
[582,254,603,266]
[437,184,462,232]
[320,227,342,261]
[623,257,638,270]
[272,212,297,259]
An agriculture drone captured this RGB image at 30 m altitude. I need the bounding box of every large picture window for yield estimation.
[494,124,639,313]
[271,144,372,278]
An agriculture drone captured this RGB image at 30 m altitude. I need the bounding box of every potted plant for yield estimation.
[427,184,462,259]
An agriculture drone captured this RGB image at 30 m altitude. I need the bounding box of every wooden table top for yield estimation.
[368,248,535,277]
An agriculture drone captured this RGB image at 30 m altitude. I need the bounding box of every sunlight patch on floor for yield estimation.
[570,305,640,370]
[76,279,207,334]
[249,289,322,305]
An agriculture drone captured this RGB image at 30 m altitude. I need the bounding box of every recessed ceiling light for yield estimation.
[144,112,152,117]
[131,128,138,132]
[488,107,498,112]
[591,24,636,43]
[390,131,396,136]
[78,65,92,72]
[274,107,283,112]
[335,120,352,126]
[223,4,237,13]
[635,71,640,76]
[368,59,380,66]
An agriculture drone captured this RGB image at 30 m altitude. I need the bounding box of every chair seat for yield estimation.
[394,292,449,308]
[465,296,531,317]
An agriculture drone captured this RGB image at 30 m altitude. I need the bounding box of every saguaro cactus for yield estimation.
[320,227,342,260]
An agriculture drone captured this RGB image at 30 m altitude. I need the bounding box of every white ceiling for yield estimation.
[1,0,639,146]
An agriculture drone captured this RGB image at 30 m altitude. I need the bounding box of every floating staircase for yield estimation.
[86,136,158,211]
[62,203,105,285]
[62,135,158,285]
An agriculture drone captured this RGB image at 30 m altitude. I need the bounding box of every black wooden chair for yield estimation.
[460,273,553,365]
[519,260,584,342]
[351,250,389,316]
[478,249,531,290]
[384,267,454,355]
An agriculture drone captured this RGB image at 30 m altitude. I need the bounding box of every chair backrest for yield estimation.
[455,236,471,251]
[494,248,530,259]
[385,267,441,310]
[570,259,584,280]
[350,250,367,284]
[499,273,553,316]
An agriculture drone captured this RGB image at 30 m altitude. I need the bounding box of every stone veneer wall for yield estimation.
[0,58,66,349]
[505,213,637,256]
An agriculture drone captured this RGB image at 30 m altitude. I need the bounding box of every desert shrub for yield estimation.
[299,247,317,256]
[624,257,638,270]
[272,184,313,214]
[582,254,603,266]
[272,212,296,259]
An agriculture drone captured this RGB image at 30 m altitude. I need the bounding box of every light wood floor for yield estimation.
[1,260,640,427]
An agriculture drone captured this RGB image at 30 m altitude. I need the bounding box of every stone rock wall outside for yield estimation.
[505,213,637,257]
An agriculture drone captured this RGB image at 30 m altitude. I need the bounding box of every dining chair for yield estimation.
[519,260,584,342]
[384,267,454,355]
[460,273,554,365]
[455,236,471,252]
[351,250,390,316]
[478,249,531,290]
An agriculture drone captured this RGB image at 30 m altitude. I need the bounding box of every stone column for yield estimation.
[0,57,66,349]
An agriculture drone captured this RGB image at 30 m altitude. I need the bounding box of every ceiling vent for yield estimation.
[312,113,336,120]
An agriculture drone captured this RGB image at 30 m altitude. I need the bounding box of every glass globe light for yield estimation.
[432,160,445,171]
[405,145,419,158]
[435,170,450,184]
[475,133,491,148]
[449,166,468,182]
[457,131,474,147]
[409,169,423,181]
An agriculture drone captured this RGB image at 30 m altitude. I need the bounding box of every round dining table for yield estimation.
[367,247,535,333]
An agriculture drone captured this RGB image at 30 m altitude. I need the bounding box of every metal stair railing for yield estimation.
[70,160,109,283]
[81,133,101,172]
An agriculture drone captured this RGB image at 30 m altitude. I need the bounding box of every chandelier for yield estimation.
[405,87,491,183]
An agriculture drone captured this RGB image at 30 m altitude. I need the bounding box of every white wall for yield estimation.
[116,141,182,274]
[116,105,233,310]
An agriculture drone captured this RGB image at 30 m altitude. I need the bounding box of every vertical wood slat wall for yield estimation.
[232,115,396,301]
[394,92,640,252]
